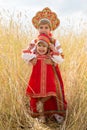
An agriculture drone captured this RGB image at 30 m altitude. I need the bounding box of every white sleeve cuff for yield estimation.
[22,53,36,62]
[55,40,60,47]
[51,55,64,64]
[58,48,63,53]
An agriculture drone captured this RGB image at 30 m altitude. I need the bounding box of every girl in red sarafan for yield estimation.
[22,33,67,123]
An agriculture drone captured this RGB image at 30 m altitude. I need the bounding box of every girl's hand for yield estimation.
[29,58,37,65]
[28,43,35,50]
[49,44,57,52]
[45,58,54,65]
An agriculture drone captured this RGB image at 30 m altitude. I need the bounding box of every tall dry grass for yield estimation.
[0,10,87,130]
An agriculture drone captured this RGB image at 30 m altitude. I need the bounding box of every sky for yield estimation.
[0,0,87,33]
[0,0,87,16]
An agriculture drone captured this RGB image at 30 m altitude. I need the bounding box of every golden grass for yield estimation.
[0,10,87,130]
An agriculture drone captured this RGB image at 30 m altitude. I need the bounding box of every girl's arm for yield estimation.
[55,40,64,58]
[50,40,64,64]
[26,39,36,52]
[22,39,37,63]
[51,55,64,64]
[22,49,36,63]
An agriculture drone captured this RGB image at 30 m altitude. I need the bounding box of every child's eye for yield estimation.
[45,27,49,29]
[38,44,41,47]
[40,26,43,29]
[43,45,47,47]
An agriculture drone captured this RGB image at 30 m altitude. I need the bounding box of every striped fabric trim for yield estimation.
[52,66,64,111]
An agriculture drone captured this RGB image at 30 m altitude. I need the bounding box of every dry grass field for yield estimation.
[0,10,87,130]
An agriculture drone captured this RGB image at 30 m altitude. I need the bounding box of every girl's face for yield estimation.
[36,42,48,55]
[38,24,51,35]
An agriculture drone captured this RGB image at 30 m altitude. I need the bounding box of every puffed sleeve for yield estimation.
[51,55,64,64]
[22,49,36,62]
[55,40,63,54]
[27,39,36,52]
[51,40,64,64]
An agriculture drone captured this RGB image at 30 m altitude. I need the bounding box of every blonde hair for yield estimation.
[38,18,51,30]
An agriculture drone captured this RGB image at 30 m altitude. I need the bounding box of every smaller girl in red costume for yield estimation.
[22,33,67,123]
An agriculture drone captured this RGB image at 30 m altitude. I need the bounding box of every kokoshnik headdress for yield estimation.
[32,7,60,31]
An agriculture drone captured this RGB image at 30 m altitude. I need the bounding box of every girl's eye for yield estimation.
[38,44,41,47]
[45,27,49,29]
[43,45,48,47]
[40,26,43,29]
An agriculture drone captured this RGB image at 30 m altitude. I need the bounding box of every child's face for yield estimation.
[38,24,51,35]
[36,42,48,55]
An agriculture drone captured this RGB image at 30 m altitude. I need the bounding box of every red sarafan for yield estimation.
[26,55,67,117]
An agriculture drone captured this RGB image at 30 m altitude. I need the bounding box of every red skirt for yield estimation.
[26,55,67,117]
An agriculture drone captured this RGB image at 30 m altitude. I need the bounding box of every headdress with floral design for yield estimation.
[32,7,60,31]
